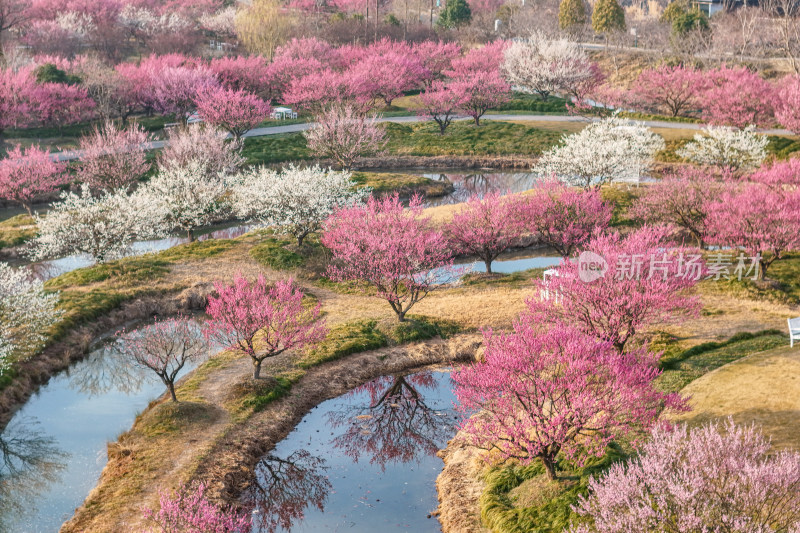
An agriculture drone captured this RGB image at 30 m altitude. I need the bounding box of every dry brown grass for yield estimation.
[671,345,800,451]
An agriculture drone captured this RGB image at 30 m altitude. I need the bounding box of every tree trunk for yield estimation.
[397,309,407,322]
[187,228,195,242]
[167,382,178,402]
[758,258,768,281]
[253,358,263,379]
[473,116,480,126]
[485,259,493,274]
[22,202,33,216]
[297,233,305,247]
[540,455,558,480]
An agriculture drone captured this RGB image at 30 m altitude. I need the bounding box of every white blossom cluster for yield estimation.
[0,262,61,374]
[135,160,231,240]
[118,5,194,35]
[198,7,237,35]
[502,32,596,101]
[231,164,369,245]
[30,184,159,263]
[676,125,768,171]
[535,114,665,188]
[55,11,96,37]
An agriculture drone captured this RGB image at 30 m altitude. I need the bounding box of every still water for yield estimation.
[0,321,202,532]
[244,370,462,532]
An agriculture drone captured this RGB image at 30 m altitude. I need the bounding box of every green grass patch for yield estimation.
[298,319,388,368]
[48,290,138,340]
[250,237,306,270]
[655,137,691,163]
[0,214,36,249]
[385,314,462,344]
[229,370,305,415]
[480,444,627,533]
[137,401,218,438]
[461,268,547,289]
[495,94,569,114]
[656,330,786,393]
[157,239,236,262]
[45,256,170,290]
[601,184,639,228]
[766,135,800,160]
[351,171,453,197]
[242,132,311,165]
[384,121,562,157]
[699,253,800,304]
[618,111,702,124]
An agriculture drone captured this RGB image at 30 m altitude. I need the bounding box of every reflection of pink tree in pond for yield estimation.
[326,373,458,471]
[244,450,331,533]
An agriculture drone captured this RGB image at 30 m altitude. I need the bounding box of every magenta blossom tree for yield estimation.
[452,324,686,480]
[31,81,95,132]
[701,65,774,128]
[775,74,800,134]
[143,482,251,533]
[77,121,151,192]
[194,86,270,140]
[204,276,327,379]
[322,194,460,322]
[518,180,612,257]
[208,55,271,99]
[706,183,800,279]
[0,144,67,214]
[631,65,708,118]
[151,66,219,124]
[444,192,526,273]
[631,166,728,248]
[117,316,208,402]
[348,51,428,108]
[449,70,511,126]
[0,68,38,152]
[526,226,702,352]
[572,420,800,533]
[418,81,466,135]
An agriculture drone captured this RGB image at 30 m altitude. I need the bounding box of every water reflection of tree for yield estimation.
[245,449,331,533]
[326,372,458,471]
[428,173,537,205]
[0,419,68,526]
[68,344,148,397]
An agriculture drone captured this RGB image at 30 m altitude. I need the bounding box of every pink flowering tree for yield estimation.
[151,66,219,124]
[519,180,612,257]
[77,121,151,192]
[283,69,355,113]
[444,192,526,273]
[303,104,385,169]
[572,420,800,532]
[411,41,462,81]
[631,166,727,248]
[0,144,67,214]
[452,324,686,480]
[116,316,208,402]
[143,482,251,533]
[204,276,327,379]
[208,55,272,98]
[194,86,270,140]
[449,70,510,126]
[775,74,800,133]
[706,183,800,279]
[31,81,95,132]
[0,68,38,152]
[526,226,702,352]
[322,194,460,322]
[750,157,800,189]
[348,51,429,108]
[701,65,774,128]
[418,81,466,135]
[631,65,709,118]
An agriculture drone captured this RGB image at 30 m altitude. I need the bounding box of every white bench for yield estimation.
[790,318,800,348]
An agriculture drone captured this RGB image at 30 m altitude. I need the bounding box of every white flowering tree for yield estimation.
[502,33,596,101]
[30,184,156,263]
[676,125,768,171]
[535,115,665,189]
[136,160,231,242]
[232,164,369,246]
[304,105,386,170]
[158,125,245,176]
[0,262,61,374]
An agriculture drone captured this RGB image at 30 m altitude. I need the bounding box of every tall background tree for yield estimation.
[437,0,472,29]
[591,0,625,44]
[235,0,293,58]
[559,0,586,32]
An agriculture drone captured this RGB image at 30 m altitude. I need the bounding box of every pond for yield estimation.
[0,320,203,532]
[243,369,463,532]
[418,171,540,207]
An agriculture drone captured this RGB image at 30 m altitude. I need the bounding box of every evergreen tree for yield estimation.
[559,0,586,30]
[592,0,625,42]
[437,0,472,29]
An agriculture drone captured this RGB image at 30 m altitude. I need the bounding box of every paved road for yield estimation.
[50,114,793,162]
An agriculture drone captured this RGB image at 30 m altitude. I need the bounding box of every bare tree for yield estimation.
[763,0,800,73]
